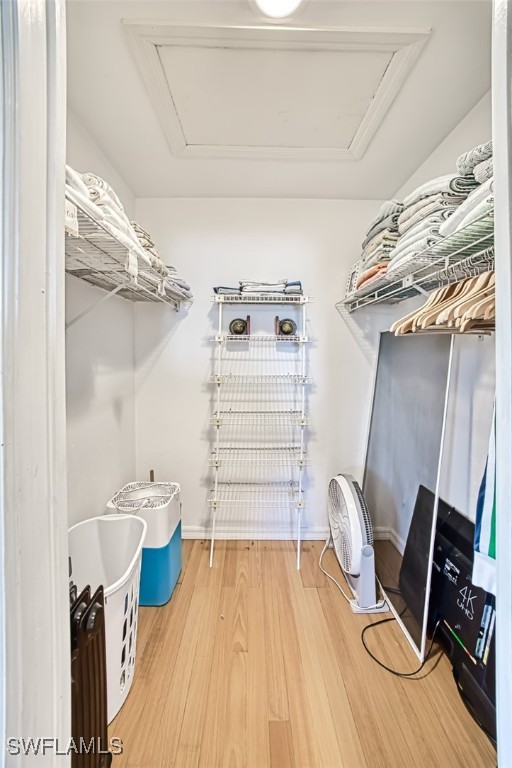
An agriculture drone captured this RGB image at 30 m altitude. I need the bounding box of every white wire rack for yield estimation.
[208,482,306,509]
[65,202,191,311]
[210,447,308,467]
[210,374,311,384]
[339,210,494,313]
[213,334,309,343]
[209,293,309,569]
[213,294,310,304]
[210,410,308,426]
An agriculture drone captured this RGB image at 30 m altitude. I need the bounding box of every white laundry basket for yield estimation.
[68,515,147,723]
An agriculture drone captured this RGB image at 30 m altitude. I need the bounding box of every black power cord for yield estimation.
[362,616,497,751]
[361,617,442,677]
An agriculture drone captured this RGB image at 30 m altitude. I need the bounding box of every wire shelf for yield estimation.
[65,201,191,310]
[210,374,311,384]
[213,294,309,304]
[208,482,306,509]
[211,410,308,426]
[213,334,309,343]
[210,447,308,467]
[339,210,494,313]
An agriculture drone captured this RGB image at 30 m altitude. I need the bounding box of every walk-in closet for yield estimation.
[3,0,512,766]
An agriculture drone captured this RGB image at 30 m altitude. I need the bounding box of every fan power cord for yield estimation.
[361,617,442,677]
[318,537,387,612]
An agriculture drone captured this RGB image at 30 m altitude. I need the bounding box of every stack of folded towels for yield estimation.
[130,222,193,298]
[386,173,479,276]
[214,280,303,296]
[65,165,193,300]
[346,140,494,297]
[354,200,403,290]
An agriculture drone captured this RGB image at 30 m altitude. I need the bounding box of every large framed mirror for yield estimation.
[363,331,452,659]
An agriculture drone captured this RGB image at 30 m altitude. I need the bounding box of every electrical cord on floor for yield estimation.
[318,537,387,611]
[361,617,443,677]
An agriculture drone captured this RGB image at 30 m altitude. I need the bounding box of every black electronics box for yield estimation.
[427,486,496,741]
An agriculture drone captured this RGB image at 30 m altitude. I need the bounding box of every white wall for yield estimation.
[389,89,495,523]
[134,198,381,538]
[66,111,137,525]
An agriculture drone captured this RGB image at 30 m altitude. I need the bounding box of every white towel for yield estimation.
[438,178,494,237]
[66,165,90,198]
[403,174,478,209]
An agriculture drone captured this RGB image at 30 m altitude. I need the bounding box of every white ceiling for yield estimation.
[66,0,492,199]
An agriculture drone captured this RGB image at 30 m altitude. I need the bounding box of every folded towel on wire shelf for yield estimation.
[361,212,400,249]
[402,174,479,209]
[456,140,493,177]
[82,172,125,213]
[364,200,403,235]
[65,184,106,222]
[360,228,399,262]
[398,193,465,235]
[213,286,241,295]
[438,177,494,237]
[66,165,91,199]
[474,157,494,185]
[356,262,388,289]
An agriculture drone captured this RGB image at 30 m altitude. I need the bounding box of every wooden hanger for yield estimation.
[415,279,471,330]
[390,285,447,335]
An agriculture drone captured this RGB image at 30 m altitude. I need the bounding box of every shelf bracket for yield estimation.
[65,282,128,329]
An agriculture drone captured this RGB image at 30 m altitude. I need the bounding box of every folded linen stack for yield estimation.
[350,200,403,291]
[81,172,145,259]
[457,140,493,183]
[65,165,193,301]
[439,177,494,238]
[240,280,303,295]
[386,174,479,276]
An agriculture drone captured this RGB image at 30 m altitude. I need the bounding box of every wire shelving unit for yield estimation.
[65,197,192,315]
[209,293,310,568]
[337,210,494,315]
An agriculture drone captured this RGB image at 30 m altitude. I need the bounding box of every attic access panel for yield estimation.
[124,22,430,161]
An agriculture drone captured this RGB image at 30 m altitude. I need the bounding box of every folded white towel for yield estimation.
[438,178,494,237]
[82,172,124,214]
[456,140,493,177]
[403,174,478,209]
[66,165,90,198]
[474,157,494,185]
[65,184,105,222]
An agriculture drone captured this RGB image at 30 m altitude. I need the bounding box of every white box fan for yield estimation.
[325,474,387,614]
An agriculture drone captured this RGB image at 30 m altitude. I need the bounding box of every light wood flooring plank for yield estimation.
[269,721,295,768]
[246,586,271,768]
[261,542,290,721]
[173,541,227,768]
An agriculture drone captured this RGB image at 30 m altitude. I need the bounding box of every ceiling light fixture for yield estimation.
[253,0,304,19]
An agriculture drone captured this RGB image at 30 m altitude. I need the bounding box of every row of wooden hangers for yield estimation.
[390,270,495,335]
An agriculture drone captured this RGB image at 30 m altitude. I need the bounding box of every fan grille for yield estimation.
[351,480,374,546]
[328,478,352,572]
[328,475,374,574]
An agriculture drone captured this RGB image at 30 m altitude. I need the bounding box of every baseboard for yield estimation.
[182,525,330,541]
[373,526,406,555]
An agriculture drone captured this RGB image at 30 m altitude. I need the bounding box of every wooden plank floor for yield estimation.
[110,540,496,768]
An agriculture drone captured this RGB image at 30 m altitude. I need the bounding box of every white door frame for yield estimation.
[493,1,512,765]
[1,0,70,764]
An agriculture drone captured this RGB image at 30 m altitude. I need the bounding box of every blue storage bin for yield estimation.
[140,521,182,606]
[106,481,182,606]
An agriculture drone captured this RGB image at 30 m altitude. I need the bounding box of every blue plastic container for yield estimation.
[106,482,182,607]
[139,520,182,606]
